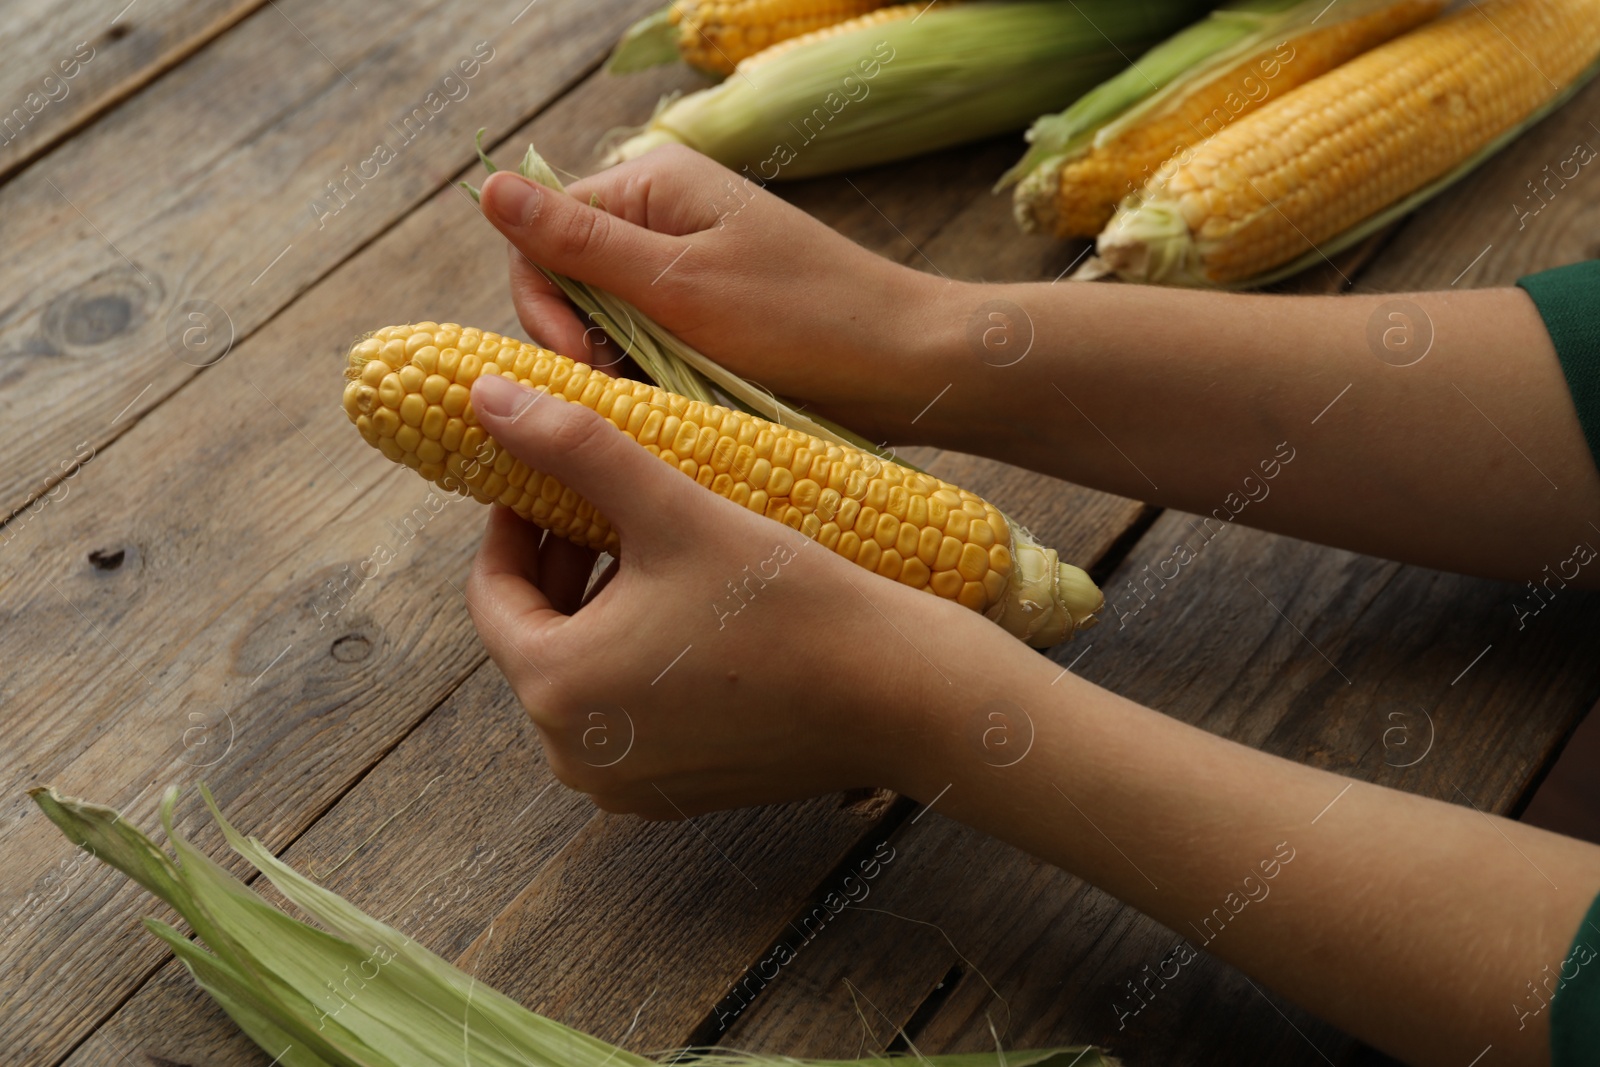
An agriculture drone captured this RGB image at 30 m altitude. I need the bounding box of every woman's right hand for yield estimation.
[477,145,952,445]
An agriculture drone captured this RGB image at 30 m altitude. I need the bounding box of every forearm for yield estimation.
[886,277,1600,584]
[878,635,1600,1066]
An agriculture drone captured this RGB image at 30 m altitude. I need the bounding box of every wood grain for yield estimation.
[0,0,263,184]
[0,0,665,520]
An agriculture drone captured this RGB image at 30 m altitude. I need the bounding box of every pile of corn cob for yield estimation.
[1013,0,1600,286]
[603,0,1214,180]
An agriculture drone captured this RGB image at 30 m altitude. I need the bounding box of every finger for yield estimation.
[538,533,600,616]
[508,244,590,356]
[566,144,745,236]
[508,245,628,374]
[480,171,690,300]
[466,506,564,674]
[470,374,698,545]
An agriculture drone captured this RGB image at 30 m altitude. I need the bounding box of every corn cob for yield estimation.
[671,0,897,74]
[606,0,1211,180]
[1034,0,1445,238]
[1097,0,1600,287]
[342,323,1102,646]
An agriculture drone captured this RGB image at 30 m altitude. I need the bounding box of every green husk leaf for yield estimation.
[32,785,1117,1067]
[607,6,684,74]
[603,0,1211,180]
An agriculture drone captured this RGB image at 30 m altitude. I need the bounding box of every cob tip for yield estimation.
[1095,195,1210,287]
[991,545,1103,645]
[1012,157,1067,236]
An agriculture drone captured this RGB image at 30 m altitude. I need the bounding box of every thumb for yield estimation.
[470,372,695,547]
[480,171,684,298]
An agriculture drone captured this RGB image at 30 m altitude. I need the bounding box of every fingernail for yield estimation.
[482,172,540,228]
[472,373,525,418]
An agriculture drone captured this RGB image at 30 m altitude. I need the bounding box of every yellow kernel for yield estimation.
[404,332,433,357]
[638,409,666,446]
[989,544,1013,576]
[378,437,405,463]
[680,457,698,477]
[457,354,482,387]
[945,510,971,540]
[730,482,752,508]
[421,405,446,440]
[438,348,461,379]
[864,479,888,512]
[958,581,988,611]
[442,383,470,417]
[818,522,841,550]
[711,435,737,473]
[749,490,768,514]
[693,425,719,465]
[399,394,426,427]
[816,487,841,523]
[935,535,963,571]
[917,526,943,567]
[905,493,928,529]
[854,506,879,539]
[610,394,636,429]
[982,568,1009,604]
[988,513,1009,545]
[398,364,426,393]
[767,467,795,499]
[957,543,990,582]
[396,424,421,453]
[378,374,404,409]
[837,530,862,563]
[791,478,821,512]
[970,517,996,549]
[886,486,908,520]
[930,569,963,599]
[412,346,440,375]
[360,360,387,387]
[900,557,931,589]
[697,465,716,488]
[772,437,796,471]
[837,497,861,530]
[441,418,464,451]
[844,469,868,500]
[372,407,401,438]
[749,457,773,490]
[418,439,445,464]
[856,539,882,573]
[874,513,900,549]
[877,548,903,581]
[928,497,950,529]
[895,522,920,560]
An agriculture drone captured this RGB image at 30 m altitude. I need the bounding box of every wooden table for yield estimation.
[4,2,1599,1064]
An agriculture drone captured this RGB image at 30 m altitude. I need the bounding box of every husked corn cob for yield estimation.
[1043,0,1444,238]
[1098,0,1600,286]
[342,323,1101,646]
[672,0,896,74]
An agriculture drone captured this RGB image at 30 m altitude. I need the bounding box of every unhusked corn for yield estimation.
[1098,0,1600,285]
[1047,0,1446,237]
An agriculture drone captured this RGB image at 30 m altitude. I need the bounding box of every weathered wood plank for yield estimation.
[4,44,1146,1067]
[0,1,263,184]
[0,0,664,520]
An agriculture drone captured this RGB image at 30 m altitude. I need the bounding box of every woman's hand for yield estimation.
[477,146,951,446]
[461,371,1003,817]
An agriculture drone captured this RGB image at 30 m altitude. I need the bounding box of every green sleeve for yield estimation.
[1551,890,1600,1065]
[1517,259,1600,475]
